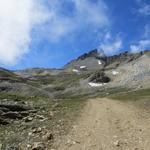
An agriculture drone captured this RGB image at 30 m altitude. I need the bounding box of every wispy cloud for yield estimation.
[45,0,109,42]
[130,24,150,52]
[130,0,150,52]
[99,32,123,55]
[136,0,150,16]
[0,0,49,65]
[130,39,150,52]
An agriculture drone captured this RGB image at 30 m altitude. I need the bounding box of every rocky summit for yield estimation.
[0,49,150,150]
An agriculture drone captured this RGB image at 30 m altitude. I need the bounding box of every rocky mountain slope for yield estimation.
[0,49,150,149]
[0,49,149,116]
[0,49,149,98]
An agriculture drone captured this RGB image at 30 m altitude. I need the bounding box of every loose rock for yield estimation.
[113,140,120,147]
[43,132,54,141]
[25,117,33,122]
[32,142,46,150]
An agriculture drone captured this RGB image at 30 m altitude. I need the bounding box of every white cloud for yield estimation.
[139,4,150,16]
[104,32,111,41]
[99,32,123,55]
[45,0,109,42]
[0,0,50,65]
[136,0,150,16]
[0,0,109,65]
[130,23,150,53]
[130,40,150,53]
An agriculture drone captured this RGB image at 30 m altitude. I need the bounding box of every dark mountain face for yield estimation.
[107,51,140,63]
[64,49,106,70]
[77,49,99,60]
[76,49,107,61]
[64,49,149,71]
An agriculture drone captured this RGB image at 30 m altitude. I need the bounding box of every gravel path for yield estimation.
[57,98,150,150]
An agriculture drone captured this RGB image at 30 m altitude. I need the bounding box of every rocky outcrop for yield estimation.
[64,49,149,71]
[106,51,143,67]
[77,49,98,60]
[0,99,36,125]
[89,71,110,83]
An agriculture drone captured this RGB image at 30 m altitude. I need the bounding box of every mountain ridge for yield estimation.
[0,49,149,98]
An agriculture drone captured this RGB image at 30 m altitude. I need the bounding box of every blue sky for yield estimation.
[0,0,150,70]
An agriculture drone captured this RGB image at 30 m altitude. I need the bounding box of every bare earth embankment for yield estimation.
[56,97,150,150]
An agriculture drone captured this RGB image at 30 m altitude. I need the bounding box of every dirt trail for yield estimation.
[56,98,150,150]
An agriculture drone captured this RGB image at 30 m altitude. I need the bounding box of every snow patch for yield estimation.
[98,60,102,65]
[112,70,119,75]
[88,82,104,87]
[80,66,87,69]
[72,69,79,73]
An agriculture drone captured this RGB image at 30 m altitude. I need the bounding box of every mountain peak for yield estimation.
[77,49,98,60]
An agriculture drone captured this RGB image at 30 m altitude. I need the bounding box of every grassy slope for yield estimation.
[109,88,150,101]
[109,88,150,114]
[0,93,86,149]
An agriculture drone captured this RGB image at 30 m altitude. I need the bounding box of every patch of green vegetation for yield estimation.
[53,86,66,91]
[109,88,150,101]
[31,76,56,85]
[0,92,26,101]
[0,76,26,83]
[109,88,150,118]
[105,87,129,95]
[55,92,91,100]
[0,69,16,77]
[37,73,90,86]
[59,75,81,86]
[57,98,86,122]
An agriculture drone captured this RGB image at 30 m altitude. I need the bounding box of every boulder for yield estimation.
[89,71,110,83]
